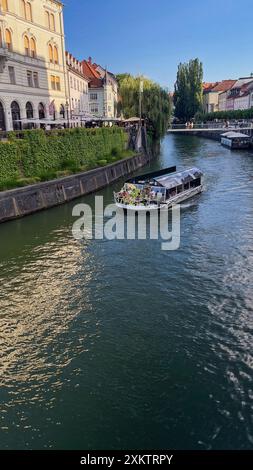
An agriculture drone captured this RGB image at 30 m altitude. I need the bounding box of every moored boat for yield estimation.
[114,166,203,211]
[221,131,251,149]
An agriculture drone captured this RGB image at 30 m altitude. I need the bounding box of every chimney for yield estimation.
[88,57,92,65]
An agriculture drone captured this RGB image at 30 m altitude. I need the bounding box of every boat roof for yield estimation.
[127,166,176,184]
[155,167,203,189]
[221,131,250,138]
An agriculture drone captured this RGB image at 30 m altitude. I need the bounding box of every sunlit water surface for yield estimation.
[0,135,253,449]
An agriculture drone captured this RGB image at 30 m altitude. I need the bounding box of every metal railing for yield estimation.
[169,120,253,130]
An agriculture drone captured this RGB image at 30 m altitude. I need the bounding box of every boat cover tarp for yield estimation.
[155,167,202,190]
[221,132,250,138]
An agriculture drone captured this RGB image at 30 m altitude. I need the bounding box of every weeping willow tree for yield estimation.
[116,74,171,140]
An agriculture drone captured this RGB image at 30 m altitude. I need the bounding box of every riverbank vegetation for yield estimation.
[195,108,253,122]
[174,58,203,121]
[0,127,130,191]
[116,74,171,140]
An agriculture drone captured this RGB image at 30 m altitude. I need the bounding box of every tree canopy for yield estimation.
[174,59,203,121]
[116,74,171,140]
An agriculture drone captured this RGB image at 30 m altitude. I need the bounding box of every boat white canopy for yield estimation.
[221,131,250,138]
[155,167,203,190]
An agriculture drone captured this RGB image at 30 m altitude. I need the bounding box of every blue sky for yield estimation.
[64,0,253,90]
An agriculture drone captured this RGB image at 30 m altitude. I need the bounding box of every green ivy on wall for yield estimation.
[0,127,128,189]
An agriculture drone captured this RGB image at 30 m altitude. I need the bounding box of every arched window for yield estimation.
[11,101,21,130]
[5,29,12,52]
[50,14,55,31]
[0,0,8,12]
[38,103,45,120]
[60,104,65,119]
[45,11,50,28]
[48,44,53,63]
[0,101,6,131]
[30,38,36,58]
[53,46,59,64]
[21,0,26,17]
[24,35,29,55]
[26,2,32,21]
[26,102,33,119]
[55,76,60,91]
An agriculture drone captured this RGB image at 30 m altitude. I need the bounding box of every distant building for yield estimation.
[0,0,68,131]
[225,78,253,111]
[203,80,235,113]
[82,58,118,119]
[65,52,89,125]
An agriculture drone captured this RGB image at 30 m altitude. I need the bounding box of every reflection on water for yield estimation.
[0,134,253,449]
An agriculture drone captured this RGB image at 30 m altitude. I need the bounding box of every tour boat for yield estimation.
[114,166,203,211]
[221,131,251,149]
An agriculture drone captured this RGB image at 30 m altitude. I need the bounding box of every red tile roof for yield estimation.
[210,80,236,92]
[82,59,104,88]
[203,82,218,91]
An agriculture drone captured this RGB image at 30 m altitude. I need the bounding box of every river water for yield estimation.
[0,134,253,450]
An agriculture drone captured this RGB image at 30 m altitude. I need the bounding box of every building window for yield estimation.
[24,35,29,56]
[26,2,32,21]
[53,46,59,64]
[55,76,60,90]
[30,38,36,58]
[45,11,57,32]
[91,105,99,114]
[70,76,73,88]
[5,29,12,52]
[33,72,39,88]
[45,11,50,28]
[11,101,21,130]
[51,75,55,90]
[50,13,55,31]
[48,44,53,63]
[0,101,6,131]
[90,93,98,101]
[0,0,8,12]
[21,0,26,17]
[26,102,33,119]
[38,103,45,119]
[51,75,61,91]
[21,1,32,21]
[8,66,15,84]
[27,70,33,87]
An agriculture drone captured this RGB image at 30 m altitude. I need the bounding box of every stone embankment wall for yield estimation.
[0,152,149,223]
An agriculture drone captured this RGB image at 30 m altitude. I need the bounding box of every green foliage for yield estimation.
[97,159,108,167]
[195,108,253,121]
[116,74,171,140]
[0,142,20,182]
[0,127,128,190]
[174,58,203,121]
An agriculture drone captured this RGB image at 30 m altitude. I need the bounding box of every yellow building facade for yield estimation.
[0,0,68,130]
